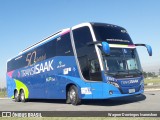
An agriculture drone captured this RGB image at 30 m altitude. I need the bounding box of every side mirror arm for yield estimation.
[135,44,152,56]
[87,41,102,46]
[87,41,110,55]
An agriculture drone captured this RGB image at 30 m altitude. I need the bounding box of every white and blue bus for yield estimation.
[7,22,152,105]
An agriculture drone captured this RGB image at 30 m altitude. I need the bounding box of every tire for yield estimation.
[14,90,20,102]
[66,89,71,104]
[20,90,25,102]
[68,85,81,105]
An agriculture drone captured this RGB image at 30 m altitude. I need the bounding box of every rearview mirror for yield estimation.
[102,42,110,55]
[135,44,152,56]
[145,44,152,56]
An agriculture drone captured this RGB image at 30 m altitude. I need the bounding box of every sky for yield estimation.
[0,0,160,88]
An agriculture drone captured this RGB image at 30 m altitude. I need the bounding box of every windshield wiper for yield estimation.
[107,70,128,76]
[116,70,129,75]
[106,69,142,77]
[117,70,127,73]
[134,69,142,75]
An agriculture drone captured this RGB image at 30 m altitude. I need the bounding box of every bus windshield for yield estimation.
[103,48,142,78]
[92,23,142,78]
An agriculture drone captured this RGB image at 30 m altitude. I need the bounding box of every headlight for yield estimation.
[108,81,120,88]
[113,82,120,88]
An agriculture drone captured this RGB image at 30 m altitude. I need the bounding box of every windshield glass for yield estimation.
[103,48,142,78]
[92,23,142,78]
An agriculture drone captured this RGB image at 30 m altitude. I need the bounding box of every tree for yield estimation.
[143,71,147,78]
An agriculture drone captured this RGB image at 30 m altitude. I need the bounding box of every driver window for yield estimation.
[90,59,100,73]
[89,59,101,81]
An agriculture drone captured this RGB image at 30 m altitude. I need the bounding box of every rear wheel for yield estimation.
[20,90,25,102]
[68,85,81,105]
[14,90,20,102]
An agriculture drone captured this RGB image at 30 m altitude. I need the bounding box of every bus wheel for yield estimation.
[69,85,81,105]
[20,90,25,102]
[66,89,71,104]
[14,90,20,102]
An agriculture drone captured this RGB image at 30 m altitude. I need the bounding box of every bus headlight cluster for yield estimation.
[108,81,120,88]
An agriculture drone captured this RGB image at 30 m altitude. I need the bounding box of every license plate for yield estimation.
[129,89,135,93]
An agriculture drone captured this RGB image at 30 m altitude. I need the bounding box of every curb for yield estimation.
[0,98,10,99]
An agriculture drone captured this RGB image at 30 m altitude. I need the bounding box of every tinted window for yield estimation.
[93,24,133,45]
[73,26,102,81]
[7,32,73,72]
[78,55,90,80]
[7,55,26,72]
[73,27,93,49]
[44,40,56,59]
[24,40,56,66]
[56,33,73,56]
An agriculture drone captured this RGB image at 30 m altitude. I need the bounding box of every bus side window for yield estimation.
[78,56,90,80]
[56,33,73,56]
[44,40,56,59]
[73,26,102,81]
[90,59,100,73]
[89,59,101,81]
[7,55,26,72]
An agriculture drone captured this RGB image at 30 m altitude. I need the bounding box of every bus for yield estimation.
[6,22,152,105]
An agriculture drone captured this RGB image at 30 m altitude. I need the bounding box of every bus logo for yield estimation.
[121,79,138,85]
[57,61,65,68]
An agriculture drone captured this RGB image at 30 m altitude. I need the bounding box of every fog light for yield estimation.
[109,90,113,95]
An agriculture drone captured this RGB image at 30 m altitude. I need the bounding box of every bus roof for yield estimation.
[19,28,70,55]
[17,22,124,55]
[8,22,128,62]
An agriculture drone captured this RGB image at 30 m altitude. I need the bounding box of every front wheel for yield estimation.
[68,85,81,105]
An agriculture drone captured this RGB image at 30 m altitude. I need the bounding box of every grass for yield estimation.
[0,91,6,98]
[144,78,160,85]
[0,117,160,120]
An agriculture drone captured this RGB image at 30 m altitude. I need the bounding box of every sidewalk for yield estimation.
[144,84,160,91]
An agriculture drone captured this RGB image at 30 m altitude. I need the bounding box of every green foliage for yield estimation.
[143,72,158,78]
[144,78,160,85]
[0,91,6,98]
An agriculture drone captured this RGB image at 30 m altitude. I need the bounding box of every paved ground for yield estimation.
[0,90,160,111]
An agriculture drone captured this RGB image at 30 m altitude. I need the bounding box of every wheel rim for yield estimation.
[21,92,25,101]
[70,89,76,102]
[15,92,18,98]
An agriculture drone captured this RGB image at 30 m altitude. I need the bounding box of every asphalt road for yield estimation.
[0,91,160,111]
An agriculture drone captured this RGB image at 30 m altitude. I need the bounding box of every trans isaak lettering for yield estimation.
[21,60,53,77]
